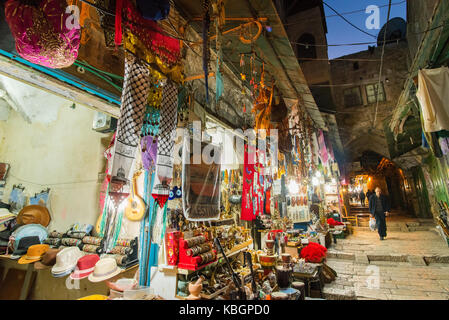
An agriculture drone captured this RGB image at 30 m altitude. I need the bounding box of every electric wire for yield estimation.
[373,0,392,128]
[322,1,377,39]
[281,1,406,27]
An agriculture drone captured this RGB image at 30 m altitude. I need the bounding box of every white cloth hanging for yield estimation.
[416,67,449,132]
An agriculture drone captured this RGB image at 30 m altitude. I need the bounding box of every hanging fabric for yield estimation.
[94,0,117,47]
[152,80,179,208]
[318,130,329,166]
[323,131,335,162]
[416,67,449,132]
[4,0,81,68]
[110,54,151,188]
[122,0,180,68]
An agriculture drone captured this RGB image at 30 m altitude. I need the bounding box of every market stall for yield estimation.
[0,0,343,301]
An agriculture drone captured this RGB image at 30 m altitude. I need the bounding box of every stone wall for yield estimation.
[330,41,410,162]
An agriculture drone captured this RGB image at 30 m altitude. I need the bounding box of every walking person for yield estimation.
[359,190,366,207]
[366,189,372,201]
[368,187,391,240]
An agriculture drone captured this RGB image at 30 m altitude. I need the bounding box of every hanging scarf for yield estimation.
[152,80,178,208]
[99,188,128,253]
[110,54,150,187]
[122,0,180,66]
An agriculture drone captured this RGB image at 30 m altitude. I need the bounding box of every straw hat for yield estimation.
[51,247,83,275]
[17,205,51,227]
[34,248,61,270]
[88,257,122,282]
[70,254,100,280]
[18,244,49,264]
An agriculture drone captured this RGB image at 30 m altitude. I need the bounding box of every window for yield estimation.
[366,83,386,104]
[296,33,316,62]
[343,87,362,107]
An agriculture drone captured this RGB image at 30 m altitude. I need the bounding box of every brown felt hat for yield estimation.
[17,205,51,227]
[34,248,60,270]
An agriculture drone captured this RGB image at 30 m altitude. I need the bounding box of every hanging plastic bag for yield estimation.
[369,217,377,231]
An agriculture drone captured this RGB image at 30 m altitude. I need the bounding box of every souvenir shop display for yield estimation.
[0,0,349,301]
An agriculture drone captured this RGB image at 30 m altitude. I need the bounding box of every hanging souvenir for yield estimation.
[152,80,179,208]
[141,136,158,172]
[182,136,222,221]
[5,0,80,69]
[110,54,151,188]
[94,0,117,47]
[121,0,180,68]
[241,144,256,221]
[202,0,211,103]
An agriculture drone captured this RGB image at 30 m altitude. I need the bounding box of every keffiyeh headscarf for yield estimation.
[110,54,151,187]
[151,80,178,207]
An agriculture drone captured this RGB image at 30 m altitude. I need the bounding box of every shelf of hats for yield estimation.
[0,0,350,301]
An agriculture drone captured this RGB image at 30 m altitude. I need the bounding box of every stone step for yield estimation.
[322,287,356,300]
[352,226,404,232]
[327,253,449,265]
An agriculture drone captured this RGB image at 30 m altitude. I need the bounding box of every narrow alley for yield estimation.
[324,206,449,300]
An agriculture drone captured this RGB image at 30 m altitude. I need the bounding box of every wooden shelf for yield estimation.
[217,239,253,260]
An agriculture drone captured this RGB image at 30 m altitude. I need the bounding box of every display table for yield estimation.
[0,254,138,300]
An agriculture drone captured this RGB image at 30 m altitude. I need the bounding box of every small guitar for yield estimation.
[125,171,145,221]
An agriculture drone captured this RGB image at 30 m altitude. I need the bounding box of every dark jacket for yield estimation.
[369,194,391,216]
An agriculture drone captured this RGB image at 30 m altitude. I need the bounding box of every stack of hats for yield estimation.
[51,247,84,277]
[34,248,61,270]
[18,244,49,264]
[9,224,48,259]
[70,254,100,280]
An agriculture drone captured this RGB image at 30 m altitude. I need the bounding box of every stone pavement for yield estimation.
[323,217,449,300]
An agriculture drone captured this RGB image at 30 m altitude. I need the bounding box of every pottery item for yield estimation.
[258,253,277,267]
[281,253,291,264]
[187,276,204,300]
[279,287,300,300]
[265,239,275,249]
[275,265,292,289]
[271,292,288,300]
[291,281,305,300]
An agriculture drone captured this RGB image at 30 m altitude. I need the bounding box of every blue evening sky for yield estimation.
[324,0,407,59]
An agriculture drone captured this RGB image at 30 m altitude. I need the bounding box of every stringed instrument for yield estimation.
[125,171,145,221]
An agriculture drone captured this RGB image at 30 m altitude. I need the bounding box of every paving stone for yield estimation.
[407,255,427,266]
[390,289,430,296]
[387,294,433,300]
[396,284,447,293]
[322,287,356,300]
[424,255,449,264]
[355,254,369,264]
[324,216,449,300]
